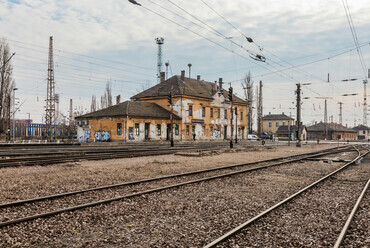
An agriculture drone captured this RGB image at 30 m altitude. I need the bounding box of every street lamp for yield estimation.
[12,88,18,142]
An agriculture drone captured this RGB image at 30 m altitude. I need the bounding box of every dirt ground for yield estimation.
[0,144,338,202]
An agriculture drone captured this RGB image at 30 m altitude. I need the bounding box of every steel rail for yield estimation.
[0,146,233,167]
[203,147,369,248]
[0,147,355,228]
[0,146,352,209]
[333,178,370,248]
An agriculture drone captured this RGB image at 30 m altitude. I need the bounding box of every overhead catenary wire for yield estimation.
[138,2,303,85]
[341,0,367,79]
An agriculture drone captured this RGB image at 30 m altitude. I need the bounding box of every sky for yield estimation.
[0,0,369,127]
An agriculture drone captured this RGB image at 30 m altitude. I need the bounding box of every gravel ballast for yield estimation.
[1,144,362,247]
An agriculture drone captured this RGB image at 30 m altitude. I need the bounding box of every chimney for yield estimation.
[282,112,284,115]
[218,78,223,90]
[160,72,165,83]
[197,75,200,81]
[212,81,218,93]
[116,95,121,105]
[269,112,271,115]
[180,70,185,81]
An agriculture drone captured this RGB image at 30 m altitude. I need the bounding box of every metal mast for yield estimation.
[257,81,263,137]
[363,79,368,126]
[155,37,164,83]
[296,83,301,147]
[338,102,343,125]
[45,36,56,141]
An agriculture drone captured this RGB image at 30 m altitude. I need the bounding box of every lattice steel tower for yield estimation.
[45,36,56,141]
[155,37,164,83]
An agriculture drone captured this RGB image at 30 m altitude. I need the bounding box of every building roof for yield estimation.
[276,125,306,135]
[262,113,294,121]
[131,75,247,104]
[307,122,357,133]
[76,101,181,120]
[352,124,370,130]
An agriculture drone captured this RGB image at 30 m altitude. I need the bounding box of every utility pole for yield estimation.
[364,79,368,126]
[45,36,56,142]
[235,107,238,144]
[338,102,343,125]
[12,88,18,141]
[257,81,263,137]
[6,94,10,142]
[168,92,174,147]
[229,86,233,148]
[296,83,301,147]
[69,99,73,125]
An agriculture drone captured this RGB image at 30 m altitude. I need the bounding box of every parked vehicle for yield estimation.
[247,134,260,140]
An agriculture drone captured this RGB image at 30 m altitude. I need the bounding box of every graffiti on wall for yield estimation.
[94,131,111,142]
[213,130,221,137]
[79,130,91,143]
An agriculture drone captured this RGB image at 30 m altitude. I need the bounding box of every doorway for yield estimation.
[145,123,150,140]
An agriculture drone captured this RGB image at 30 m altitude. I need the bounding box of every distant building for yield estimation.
[352,125,370,140]
[307,122,357,140]
[262,112,294,134]
[275,125,307,141]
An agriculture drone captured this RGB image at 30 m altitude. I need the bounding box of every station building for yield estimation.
[76,71,248,142]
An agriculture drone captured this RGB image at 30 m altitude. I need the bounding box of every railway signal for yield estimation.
[228,87,233,102]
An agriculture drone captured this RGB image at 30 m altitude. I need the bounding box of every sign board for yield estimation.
[191,119,204,124]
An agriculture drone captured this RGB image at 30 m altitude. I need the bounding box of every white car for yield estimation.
[247,134,260,140]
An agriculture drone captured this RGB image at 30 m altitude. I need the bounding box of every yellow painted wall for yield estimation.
[136,95,248,140]
[81,116,180,141]
[262,119,294,133]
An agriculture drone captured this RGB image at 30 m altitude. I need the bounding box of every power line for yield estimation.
[1,37,155,71]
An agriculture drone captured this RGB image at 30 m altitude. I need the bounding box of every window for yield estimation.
[117,123,122,136]
[135,123,140,136]
[283,121,286,126]
[202,126,205,135]
[210,126,213,135]
[363,130,366,134]
[241,112,243,120]
[269,121,272,127]
[276,121,279,127]
[186,125,189,135]
[189,105,193,116]
[210,108,213,118]
[202,107,206,117]
[157,124,161,136]
[175,124,179,135]
[192,126,195,134]
[217,109,221,118]
[224,109,228,119]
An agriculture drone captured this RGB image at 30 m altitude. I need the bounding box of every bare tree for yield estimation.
[90,95,97,112]
[106,81,112,107]
[241,71,254,134]
[0,39,15,135]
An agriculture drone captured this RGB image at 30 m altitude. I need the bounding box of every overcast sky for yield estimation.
[1,0,369,127]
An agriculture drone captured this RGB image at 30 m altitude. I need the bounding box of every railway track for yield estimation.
[0,144,240,167]
[0,145,353,228]
[204,146,369,248]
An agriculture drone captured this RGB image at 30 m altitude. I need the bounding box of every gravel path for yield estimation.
[217,157,369,248]
[0,149,355,247]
